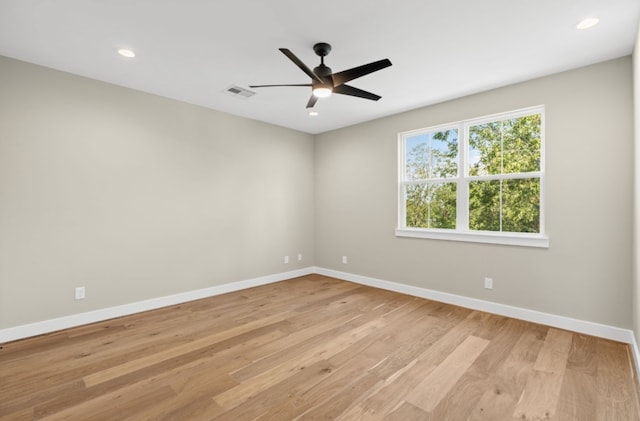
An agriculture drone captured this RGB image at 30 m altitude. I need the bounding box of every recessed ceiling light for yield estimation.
[117,48,136,58]
[576,17,600,30]
[309,111,319,117]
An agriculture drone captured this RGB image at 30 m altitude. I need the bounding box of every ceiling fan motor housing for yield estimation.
[313,43,333,85]
[313,42,332,57]
[313,64,332,79]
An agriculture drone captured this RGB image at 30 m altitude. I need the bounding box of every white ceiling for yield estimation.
[0,0,638,134]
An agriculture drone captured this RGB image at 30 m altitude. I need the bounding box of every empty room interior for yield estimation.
[2,1,640,419]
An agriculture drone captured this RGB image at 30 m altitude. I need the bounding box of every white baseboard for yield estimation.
[315,267,636,345]
[0,267,314,344]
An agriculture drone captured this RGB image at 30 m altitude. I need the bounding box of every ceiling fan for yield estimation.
[250,42,392,108]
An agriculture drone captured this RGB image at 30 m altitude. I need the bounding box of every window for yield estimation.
[397,106,547,247]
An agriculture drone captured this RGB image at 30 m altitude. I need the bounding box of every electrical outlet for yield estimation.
[284,256,289,264]
[342,256,348,264]
[75,286,86,300]
[484,277,493,290]
[298,253,302,261]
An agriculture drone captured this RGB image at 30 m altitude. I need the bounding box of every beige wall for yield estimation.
[0,56,315,328]
[315,57,634,328]
[1,54,635,333]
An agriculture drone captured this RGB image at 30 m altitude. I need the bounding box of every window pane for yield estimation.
[430,182,457,228]
[502,114,541,173]
[469,178,540,233]
[469,114,541,176]
[405,184,429,228]
[405,183,456,229]
[405,129,458,180]
[502,178,540,233]
[469,122,501,176]
[469,180,500,231]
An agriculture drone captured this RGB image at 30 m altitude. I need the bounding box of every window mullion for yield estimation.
[458,123,469,231]
[398,135,407,228]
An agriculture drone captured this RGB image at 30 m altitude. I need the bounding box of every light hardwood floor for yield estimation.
[1,274,639,420]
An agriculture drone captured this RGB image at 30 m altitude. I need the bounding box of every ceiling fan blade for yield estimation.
[333,84,382,101]
[249,84,312,88]
[331,59,392,87]
[279,48,323,83]
[306,95,318,108]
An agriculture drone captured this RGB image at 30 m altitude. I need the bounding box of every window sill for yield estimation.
[395,228,549,248]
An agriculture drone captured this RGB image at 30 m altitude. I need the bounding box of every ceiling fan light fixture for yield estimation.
[312,86,332,98]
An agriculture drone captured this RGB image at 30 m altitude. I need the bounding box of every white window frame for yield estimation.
[396,105,548,248]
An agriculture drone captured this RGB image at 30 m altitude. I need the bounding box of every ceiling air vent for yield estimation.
[224,85,256,99]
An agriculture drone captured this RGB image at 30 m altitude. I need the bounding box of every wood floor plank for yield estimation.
[336,310,489,420]
[232,310,362,380]
[368,305,472,381]
[0,378,86,418]
[405,335,489,412]
[566,333,598,375]
[291,371,382,420]
[467,324,547,420]
[554,368,597,421]
[0,407,34,421]
[428,369,490,420]
[468,378,520,421]
[513,328,573,420]
[38,385,176,421]
[155,396,225,421]
[214,317,388,410]
[211,359,340,420]
[32,347,247,418]
[83,311,289,387]
[1,275,638,420]
[2,290,295,389]
[427,318,530,420]
[325,300,436,370]
[258,339,390,420]
[382,402,430,421]
[595,339,640,420]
